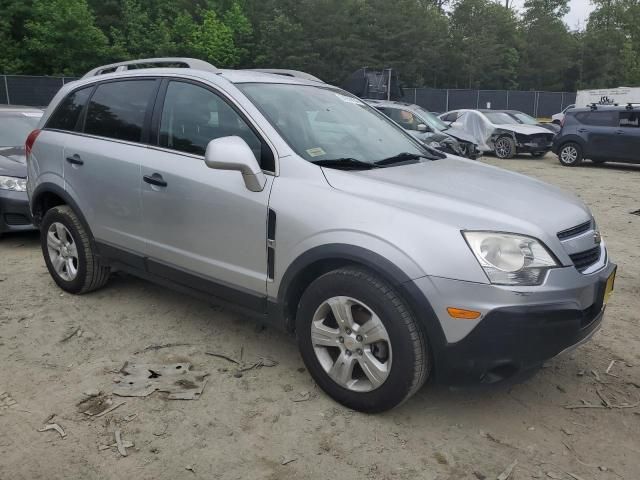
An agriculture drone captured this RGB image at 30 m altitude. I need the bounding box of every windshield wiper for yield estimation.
[374,152,426,166]
[311,158,380,170]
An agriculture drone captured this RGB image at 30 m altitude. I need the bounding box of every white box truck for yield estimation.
[575,87,640,107]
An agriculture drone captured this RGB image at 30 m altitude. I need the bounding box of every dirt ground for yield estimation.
[1,153,639,480]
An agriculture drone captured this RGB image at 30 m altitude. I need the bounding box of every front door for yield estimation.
[139,79,274,304]
[616,111,640,162]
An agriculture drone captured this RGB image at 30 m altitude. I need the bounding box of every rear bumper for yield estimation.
[0,189,35,234]
[412,261,616,385]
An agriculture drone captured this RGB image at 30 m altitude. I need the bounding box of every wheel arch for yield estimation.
[31,183,96,247]
[274,244,447,356]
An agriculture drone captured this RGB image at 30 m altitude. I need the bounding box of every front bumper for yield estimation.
[413,261,616,384]
[0,189,35,234]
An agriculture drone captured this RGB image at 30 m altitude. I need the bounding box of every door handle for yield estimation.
[615,130,625,135]
[143,173,167,187]
[65,154,84,165]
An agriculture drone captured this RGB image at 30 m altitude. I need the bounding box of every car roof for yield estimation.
[0,105,43,114]
[65,67,328,92]
[569,104,640,113]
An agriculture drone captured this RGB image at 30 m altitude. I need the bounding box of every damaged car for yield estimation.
[368,100,480,159]
[439,109,555,159]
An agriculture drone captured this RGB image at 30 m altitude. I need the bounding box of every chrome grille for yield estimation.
[569,246,601,272]
[557,220,592,240]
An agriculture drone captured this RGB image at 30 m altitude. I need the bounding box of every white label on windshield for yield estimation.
[22,112,42,117]
[334,93,363,105]
[306,147,326,157]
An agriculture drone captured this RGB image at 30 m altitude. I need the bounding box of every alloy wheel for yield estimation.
[310,296,392,392]
[560,145,578,164]
[495,138,512,158]
[46,222,79,281]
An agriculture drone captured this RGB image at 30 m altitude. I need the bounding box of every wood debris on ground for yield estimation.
[37,423,66,439]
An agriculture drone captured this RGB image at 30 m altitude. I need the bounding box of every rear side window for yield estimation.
[619,111,640,128]
[441,112,458,122]
[84,80,157,142]
[574,111,617,127]
[47,87,92,131]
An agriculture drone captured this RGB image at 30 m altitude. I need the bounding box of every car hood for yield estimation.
[494,124,553,136]
[0,147,27,178]
[322,157,591,235]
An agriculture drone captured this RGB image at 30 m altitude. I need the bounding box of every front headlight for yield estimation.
[428,141,442,148]
[0,176,27,192]
[463,231,559,285]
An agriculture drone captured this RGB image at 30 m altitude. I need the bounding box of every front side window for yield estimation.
[159,81,267,167]
[47,87,92,131]
[512,112,538,125]
[84,80,157,142]
[413,107,449,132]
[386,108,420,131]
[619,111,640,128]
[237,83,426,164]
[483,112,519,125]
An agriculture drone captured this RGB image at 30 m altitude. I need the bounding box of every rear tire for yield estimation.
[296,267,429,413]
[494,136,516,159]
[558,142,583,166]
[41,205,110,294]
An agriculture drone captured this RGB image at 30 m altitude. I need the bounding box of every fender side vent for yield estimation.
[267,209,276,279]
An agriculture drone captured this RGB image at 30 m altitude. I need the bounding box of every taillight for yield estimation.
[25,129,41,157]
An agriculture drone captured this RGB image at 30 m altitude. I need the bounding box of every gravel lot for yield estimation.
[1,153,639,480]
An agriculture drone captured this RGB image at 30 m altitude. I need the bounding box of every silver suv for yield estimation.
[27,58,616,412]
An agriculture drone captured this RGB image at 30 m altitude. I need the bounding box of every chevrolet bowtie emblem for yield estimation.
[594,231,602,245]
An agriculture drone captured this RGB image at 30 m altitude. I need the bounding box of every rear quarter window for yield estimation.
[619,111,640,128]
[46,87,92,131]
[84,80,157,143]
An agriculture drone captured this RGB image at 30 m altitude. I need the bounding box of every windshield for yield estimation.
[237,83,427,164]
[512,112,538,125]
[414,106,449,132]
[0,112,42,147]
[483,112,519,125]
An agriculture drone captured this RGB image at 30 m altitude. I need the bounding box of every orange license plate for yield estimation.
[604,270,616,304]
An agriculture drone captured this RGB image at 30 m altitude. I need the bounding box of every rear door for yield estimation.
[617,110,640,162]
[139,79,274,301]
[63,78,159,254]
[573,111,617,159]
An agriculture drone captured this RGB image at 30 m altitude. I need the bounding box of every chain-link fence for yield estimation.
[402,88,577,118]
[1,75,576,118]
[1,75,78,107]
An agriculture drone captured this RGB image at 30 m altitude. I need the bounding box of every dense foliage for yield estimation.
[1,0,639,90]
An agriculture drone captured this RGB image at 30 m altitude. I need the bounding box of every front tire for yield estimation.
[41,205,110,294]
[558,142,583,166]
[494,136,516,159]
[296,267,429,412]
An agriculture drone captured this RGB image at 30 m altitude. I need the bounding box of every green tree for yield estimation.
[22,0,108,75]
[446,0,521,89]
[518,0,576,90]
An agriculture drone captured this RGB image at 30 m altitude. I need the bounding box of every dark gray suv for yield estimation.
[552,104,640,166]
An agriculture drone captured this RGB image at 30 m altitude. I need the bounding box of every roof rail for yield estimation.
[244,69,324,83]
[82,57,219,79]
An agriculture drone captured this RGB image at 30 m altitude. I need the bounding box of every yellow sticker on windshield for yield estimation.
[306,147,326,157]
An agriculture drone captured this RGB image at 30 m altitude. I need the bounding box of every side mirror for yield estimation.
[204,136,266,192]
[417,123,428,132]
